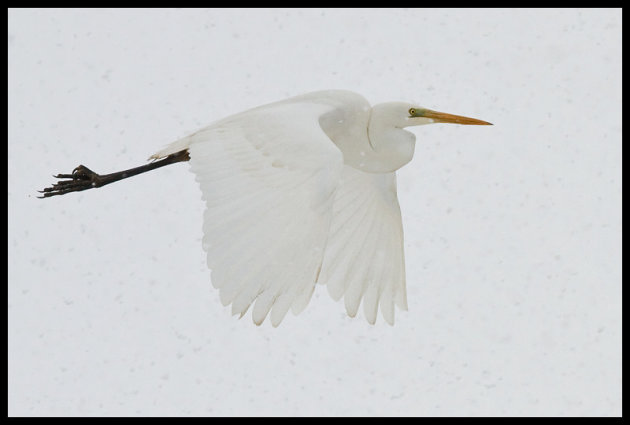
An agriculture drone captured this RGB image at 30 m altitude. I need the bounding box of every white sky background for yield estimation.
[8,8,621,416]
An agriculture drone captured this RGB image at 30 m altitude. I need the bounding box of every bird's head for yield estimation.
[365,102,492,172]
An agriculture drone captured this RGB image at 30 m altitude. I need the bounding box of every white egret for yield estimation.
[40,90,492,326]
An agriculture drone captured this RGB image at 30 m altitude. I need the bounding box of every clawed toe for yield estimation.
[72,165,96,177]
[38,165,102,198]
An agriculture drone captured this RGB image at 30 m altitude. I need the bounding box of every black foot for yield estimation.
[38,165,103,198]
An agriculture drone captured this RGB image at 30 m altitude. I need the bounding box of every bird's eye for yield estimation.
[409,108,416,116]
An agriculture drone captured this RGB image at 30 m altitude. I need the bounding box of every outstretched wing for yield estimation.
[318,166,407,325]
[155,101,344,326]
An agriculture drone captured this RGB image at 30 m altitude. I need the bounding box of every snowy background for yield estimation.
[8,8,621,416]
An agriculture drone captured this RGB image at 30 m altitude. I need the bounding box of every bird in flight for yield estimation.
[40,90,492,326]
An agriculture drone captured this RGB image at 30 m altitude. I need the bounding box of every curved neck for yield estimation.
[366,117,416,173]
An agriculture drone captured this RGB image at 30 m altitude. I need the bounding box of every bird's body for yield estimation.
[41,90,491,326]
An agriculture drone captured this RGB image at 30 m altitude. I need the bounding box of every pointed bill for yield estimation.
[413,108,493,125]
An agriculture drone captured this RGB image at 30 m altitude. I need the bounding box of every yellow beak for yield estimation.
[417,108,493,125]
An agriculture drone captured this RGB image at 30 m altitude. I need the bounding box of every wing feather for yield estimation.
[319,166,407,325]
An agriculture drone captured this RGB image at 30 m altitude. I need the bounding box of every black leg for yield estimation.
[38,149,190,198]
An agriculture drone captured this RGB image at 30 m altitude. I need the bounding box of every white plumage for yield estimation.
[150,90,491,326]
